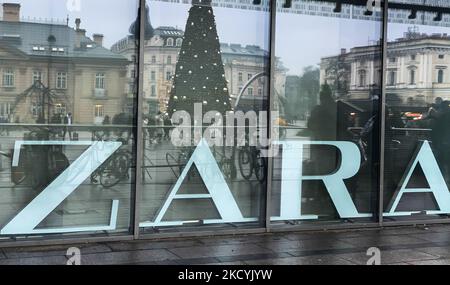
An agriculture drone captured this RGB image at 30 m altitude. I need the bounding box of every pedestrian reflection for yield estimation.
[430,99,450,182]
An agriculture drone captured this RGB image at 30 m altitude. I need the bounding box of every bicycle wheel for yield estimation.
[238,148,253,180]
[254,152,267,183]
[99,151,130,188]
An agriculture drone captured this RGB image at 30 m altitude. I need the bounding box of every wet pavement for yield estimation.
[2,225,450,264]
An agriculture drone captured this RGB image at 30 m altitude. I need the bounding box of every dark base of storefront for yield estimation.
[2,224,450,265]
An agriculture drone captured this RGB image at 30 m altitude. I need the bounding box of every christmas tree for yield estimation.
[167,0,232,120]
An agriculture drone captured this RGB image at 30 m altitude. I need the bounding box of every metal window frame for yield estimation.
[378,0,388,227]
[264,0,278,233]
[132,0,147,240]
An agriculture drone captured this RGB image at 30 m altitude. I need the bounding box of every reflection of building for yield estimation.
[0,3,129,124]
[221,43,270,112]
[112,26,183,115]
[112,25,286,114]
[320,30,450,106]
[320,47,381,100]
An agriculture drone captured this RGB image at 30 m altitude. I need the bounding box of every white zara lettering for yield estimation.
[3,139,450,233]
[140,139,256,227]
[272,140,372,221]
[384,140,450,216]
[1,141,121,235]
[140,139,450,227]
[141,139,450,227]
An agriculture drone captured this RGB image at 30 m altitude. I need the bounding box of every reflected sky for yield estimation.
[2,0,450,75]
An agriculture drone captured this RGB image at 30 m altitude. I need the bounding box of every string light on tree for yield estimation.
[167,0,232,120]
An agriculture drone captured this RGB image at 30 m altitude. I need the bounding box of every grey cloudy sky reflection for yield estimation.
[3,0,450,75]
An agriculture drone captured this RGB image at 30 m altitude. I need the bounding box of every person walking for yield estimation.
[63,113,73,141]
[430,100,450,182]
[305,84,338,215]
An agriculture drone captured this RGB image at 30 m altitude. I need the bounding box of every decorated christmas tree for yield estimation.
[167,0,232,119]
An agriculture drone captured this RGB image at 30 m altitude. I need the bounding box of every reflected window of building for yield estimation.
[389,57,396,63]
[94,104,104,118]
[248,87,253,96]
[359,70,366,87]
[176,38,182,47]
[151,84,156,97]
[95,73,105,90]
[32,70,42,84]
[411,54,416,61]
[31,102,42,117]
[0,102,11,119]
[2,69,14,87]
[167,55,172,64]
[439,54,445,59]
[258,88,262,96]
[388,70,396,86]
[238,72,243,82]
[166,71,172,81]
[166,37,174,46]
[54,103,66,115]
[248,73,252,80]
[56,72,67,89]
[151,71,156,81]
[438,69,444,84]
[409,69,416,85]
[151,55,156,64]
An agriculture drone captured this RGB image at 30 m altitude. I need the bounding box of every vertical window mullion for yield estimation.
[132,0,146,239]
[265,0,277,232]
[378,0,389,226]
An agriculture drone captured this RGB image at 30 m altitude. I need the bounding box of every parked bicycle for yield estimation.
[0,143,69,189]
[165,144,236,180]
[90,137,133,189]
[238,145,266,183]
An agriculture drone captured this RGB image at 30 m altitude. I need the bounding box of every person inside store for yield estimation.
[429,98,450,182]
[308,83,337,142]
[428,97,444,119]
[306,83,338,216]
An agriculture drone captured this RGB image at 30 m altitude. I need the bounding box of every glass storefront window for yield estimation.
[383,1,450,221]
[136,0,271,233]
[0,0,139,238]
[271,0,383,226]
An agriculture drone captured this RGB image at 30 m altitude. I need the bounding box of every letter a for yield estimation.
[385,141,450,216]
[140,139,254,227]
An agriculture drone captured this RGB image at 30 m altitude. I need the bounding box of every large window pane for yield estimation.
[271,0,383,227]
[135,0,271,233]
[383,1,450,221]
[0,0,138,239]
